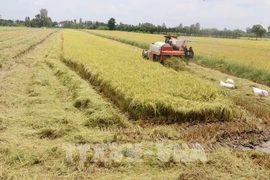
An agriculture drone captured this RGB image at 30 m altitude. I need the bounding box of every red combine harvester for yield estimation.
[142,35,194,64]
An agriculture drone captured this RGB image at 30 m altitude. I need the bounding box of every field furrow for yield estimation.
[44,33,130,128]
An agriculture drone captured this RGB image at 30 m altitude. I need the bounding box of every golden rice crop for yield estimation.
[89,30,270,72]
[0,27,31,42]
[63,30,235,122]
[43,32,130,128]
[0,26,27,31]
[0,28,57,61]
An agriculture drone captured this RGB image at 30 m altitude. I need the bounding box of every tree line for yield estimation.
[0,9,269,39]
[60,18,270,39]
[24,9,57,27]
[0,9,56,28]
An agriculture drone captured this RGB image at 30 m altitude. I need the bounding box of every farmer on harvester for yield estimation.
[165,34,171,44]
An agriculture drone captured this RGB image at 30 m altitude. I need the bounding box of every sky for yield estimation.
[0,0,269,31]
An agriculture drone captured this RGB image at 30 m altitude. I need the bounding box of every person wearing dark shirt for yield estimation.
[189,47,194,58]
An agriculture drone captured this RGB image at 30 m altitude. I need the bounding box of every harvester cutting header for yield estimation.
[142,34,194,64]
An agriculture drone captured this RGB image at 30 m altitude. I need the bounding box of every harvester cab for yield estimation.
[142,35,194,64]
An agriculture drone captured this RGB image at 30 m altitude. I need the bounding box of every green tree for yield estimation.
[107,18,116,30]
[195,22,200,32]
[268,26,270,32]
[46,17,52,27]
[34,14,42,27]
[25,17,31,27]
[30,18,39,27]
[176,23,183,33]
[28,9,53,28]
[182,26,190,34]
[190,24,196,34]
[40,9,48,27]
[53,21,58,27]
[246,27,251,33]
[179,23,183,29]
[162,23,167,33]
[251,24,266,40]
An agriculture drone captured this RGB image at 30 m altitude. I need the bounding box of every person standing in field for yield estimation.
[184,45,190,65]
[165,34,171,43]
[189,47,194,58]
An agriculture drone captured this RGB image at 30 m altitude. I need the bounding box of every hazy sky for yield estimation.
[0,0,269,30]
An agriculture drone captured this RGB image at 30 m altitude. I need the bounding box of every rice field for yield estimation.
[1,27,270,179]
[88,30,270,85]
[63,30,235,122]
[89,30,270,70]
[0,28,57,67]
